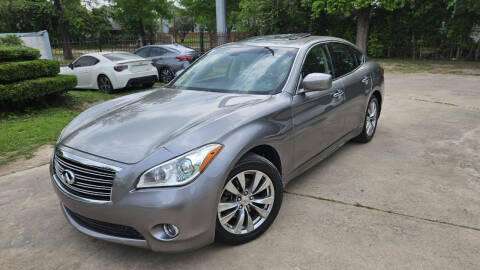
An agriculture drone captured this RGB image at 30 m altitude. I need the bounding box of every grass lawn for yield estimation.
[0,83,163,165]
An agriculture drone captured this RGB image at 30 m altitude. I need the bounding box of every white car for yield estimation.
[60,52,158,93]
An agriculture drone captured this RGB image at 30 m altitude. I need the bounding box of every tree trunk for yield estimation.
[53,0,73,60]
[138,19,146,46]
[475,41,480,61]
[355,7,371,54]
[411,34,416,60]
[455,45,462,60]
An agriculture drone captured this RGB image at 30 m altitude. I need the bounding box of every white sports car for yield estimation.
[60,52,158,93]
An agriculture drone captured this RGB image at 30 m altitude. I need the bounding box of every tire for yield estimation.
[353,96,379,143]
[159,67,174,83]
[97,75,114,94]
[215,153,283,245]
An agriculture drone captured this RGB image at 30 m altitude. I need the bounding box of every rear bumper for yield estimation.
[111,70,158,89]
[126,75,157,87]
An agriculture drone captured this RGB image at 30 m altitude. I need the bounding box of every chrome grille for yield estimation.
[54,154,115,201]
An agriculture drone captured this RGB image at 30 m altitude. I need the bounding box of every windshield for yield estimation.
[171,45,298,94]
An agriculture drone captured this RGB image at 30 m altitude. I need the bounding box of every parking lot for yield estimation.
[1,72,479,269]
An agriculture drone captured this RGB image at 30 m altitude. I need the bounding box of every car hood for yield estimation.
[59,88,269,164]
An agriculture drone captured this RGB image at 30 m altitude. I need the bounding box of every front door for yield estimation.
[291,43,346,169]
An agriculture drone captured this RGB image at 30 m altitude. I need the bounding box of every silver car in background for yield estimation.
[51,34,384,252]
[134,44,200,83]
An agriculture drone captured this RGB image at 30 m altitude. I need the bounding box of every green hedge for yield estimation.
[0,59,60,83]
[0,46,41,62]
[0,75,77,103]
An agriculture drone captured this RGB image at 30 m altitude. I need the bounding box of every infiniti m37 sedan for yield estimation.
[51,34,384,252]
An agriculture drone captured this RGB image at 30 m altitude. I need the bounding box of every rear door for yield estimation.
[327,43,369,132]
[291,43,346,168]
[148,47,170,66]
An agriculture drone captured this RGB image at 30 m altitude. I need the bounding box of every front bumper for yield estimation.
[50,148,222,252]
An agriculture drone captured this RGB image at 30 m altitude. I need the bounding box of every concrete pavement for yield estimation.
[1,72,479,269]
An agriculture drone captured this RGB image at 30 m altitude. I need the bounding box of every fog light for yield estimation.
[163,224,179,238]
[151,224,180,241]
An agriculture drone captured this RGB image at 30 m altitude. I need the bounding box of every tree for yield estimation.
[172,16,195,42]
[111,0,171,45]
[302,0,412,53]
[53,0,73,60]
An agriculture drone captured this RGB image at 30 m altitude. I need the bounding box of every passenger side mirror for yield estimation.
[68,63,74,70]
[299,73,332,94]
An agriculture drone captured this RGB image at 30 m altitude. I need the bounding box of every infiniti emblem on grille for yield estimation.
[62,170,76,185]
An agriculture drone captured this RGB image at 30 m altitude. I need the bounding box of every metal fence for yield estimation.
[51,32,252,66]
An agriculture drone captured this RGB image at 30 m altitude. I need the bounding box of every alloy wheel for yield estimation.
[217,170,275,235]
[98,76,113,92]
[160,68,174,83]
[365,99,378,137]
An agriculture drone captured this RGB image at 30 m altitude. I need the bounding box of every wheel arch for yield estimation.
[238,144,282,176]
[371,90,382,118]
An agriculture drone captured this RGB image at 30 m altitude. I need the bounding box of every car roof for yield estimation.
[231,34,357,49]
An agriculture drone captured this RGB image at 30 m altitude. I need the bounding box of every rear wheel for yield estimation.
[215,154,283,245]
[97,75,114,94]
[159,68,174,83]
[353,96,379,143]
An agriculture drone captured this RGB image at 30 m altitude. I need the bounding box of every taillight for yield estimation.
[114,65,128,72]
[176,56,192,61]
[381,68,384,75]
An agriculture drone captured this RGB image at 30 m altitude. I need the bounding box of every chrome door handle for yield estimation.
[362,76,369,85]
[332,89,344,98]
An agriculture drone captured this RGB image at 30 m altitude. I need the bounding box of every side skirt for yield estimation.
[284,128,361,185]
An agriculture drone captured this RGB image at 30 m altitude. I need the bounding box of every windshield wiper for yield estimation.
[264,46,274,56]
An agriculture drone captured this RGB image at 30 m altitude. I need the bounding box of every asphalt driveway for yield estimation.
[1,72,479,269]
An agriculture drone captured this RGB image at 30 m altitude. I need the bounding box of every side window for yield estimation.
[149,47,168,57]
[352,48,364,66]
[135,48,150,57]
[328,43,358,78]
[73,56,98,67]
[301,44,332,78]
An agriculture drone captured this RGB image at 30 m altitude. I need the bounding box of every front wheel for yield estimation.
[353,96,379,143]
[215,153,283,245]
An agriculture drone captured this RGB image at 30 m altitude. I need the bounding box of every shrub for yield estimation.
[0,46,41,62]
[0,35,24,46]
[0,75,77,103]
[0,59,60,83]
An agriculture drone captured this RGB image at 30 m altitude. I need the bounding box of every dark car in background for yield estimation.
[134,44,200,83]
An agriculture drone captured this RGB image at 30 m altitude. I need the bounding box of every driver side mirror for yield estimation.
[298,73,332,94]
[68,63,74,70]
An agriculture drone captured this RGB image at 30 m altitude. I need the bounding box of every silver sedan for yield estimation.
[51,34,384,252]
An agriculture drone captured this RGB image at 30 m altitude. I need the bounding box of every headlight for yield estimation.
[137,144,222,188]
